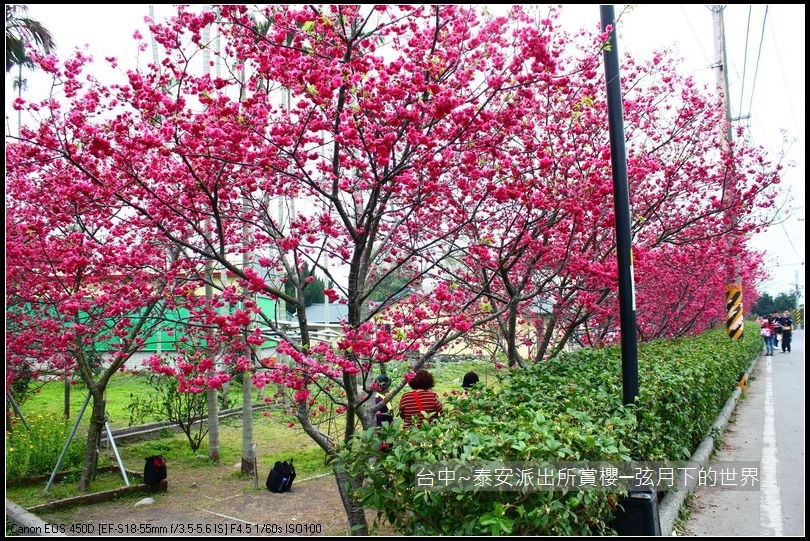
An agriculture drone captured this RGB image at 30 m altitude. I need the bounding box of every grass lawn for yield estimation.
[16,373,247,427]
[21,374,166,426]
[429,359,503,394]
[375,358,503,397]
[118,411,333,480]
[6,470,142,508]
[7,358,501,508]
[7,407,333,508]
[13,359,499,429]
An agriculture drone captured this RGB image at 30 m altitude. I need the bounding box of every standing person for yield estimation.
[399,370,442,428]
[373,375,394,427]
[759,316,775,356]
[771,311,783,349]
[779,310,794,353]
[372,374,395,453]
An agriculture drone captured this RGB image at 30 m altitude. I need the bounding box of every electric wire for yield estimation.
[737,5,752,119]
[746,5,769,118]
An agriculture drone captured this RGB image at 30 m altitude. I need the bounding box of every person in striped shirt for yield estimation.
[399,369,442,428]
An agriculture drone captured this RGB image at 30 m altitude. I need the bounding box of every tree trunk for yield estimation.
[506,302,519,366]
[204,258,221,462]
[535,315,557,362]
[64,374,70,420]
[240,193,255,476]
[240,371,255,476]
[207,384,220,462]
[333,464,369,535]
[79,389,105,492]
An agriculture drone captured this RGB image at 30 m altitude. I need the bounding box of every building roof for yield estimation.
[304,303,348,324]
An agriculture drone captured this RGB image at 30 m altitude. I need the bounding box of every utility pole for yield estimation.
[148,5,160,67]
[201,8,221,463]
[712,5,744,340]
[600,10,661,536]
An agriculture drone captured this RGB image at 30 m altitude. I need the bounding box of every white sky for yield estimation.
[7,4,805,303]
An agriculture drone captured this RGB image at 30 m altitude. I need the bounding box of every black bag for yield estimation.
[144,455,167,485]
[265,459,296,493]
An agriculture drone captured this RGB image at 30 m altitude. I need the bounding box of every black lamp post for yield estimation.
[600,5,661,535]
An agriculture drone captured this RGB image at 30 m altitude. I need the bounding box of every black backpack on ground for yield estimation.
[266,459,296,493]
[144,455,167,485]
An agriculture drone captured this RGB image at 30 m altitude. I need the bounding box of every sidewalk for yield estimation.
[683,330,804,536]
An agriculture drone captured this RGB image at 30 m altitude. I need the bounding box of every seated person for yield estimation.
[462,371,480,390]
[399,369,442,428]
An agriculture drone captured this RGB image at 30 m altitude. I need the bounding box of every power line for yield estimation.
[779,222,803,259]
[746,5,769,118]
[737,5,752,119]
[765,11,805,161]
[684,6,712,65]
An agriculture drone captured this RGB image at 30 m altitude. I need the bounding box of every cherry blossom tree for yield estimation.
[6,4,781,531]
[5,143,205,490]
[8,5,564,529]
[456,35,780,362]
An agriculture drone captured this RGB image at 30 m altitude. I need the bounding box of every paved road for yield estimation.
[684,330,805,536]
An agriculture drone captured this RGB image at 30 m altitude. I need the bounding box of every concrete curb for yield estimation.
[5,499,67,536]
[27,479,168,514]
[10,465,141,488]
[657,353,761,535]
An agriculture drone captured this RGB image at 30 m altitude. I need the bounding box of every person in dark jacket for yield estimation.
[373,375,394,427]
[462,371,480,390]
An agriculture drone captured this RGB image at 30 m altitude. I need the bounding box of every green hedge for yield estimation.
[340,328,761,535]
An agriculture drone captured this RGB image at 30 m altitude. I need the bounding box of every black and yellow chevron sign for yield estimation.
[725,284,744,340]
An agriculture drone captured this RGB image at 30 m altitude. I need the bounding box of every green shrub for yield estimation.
[128,374,208,451]
[340,328,761,535]
[8,361,35,404]
[633,328,761,460]
[6,412,84,482]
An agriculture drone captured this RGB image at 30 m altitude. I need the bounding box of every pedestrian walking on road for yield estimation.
[771,311,782,349]
[759,316,776,356]
[779,310,794,353]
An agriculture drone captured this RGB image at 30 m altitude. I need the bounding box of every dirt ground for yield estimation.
[38,462,389,536]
